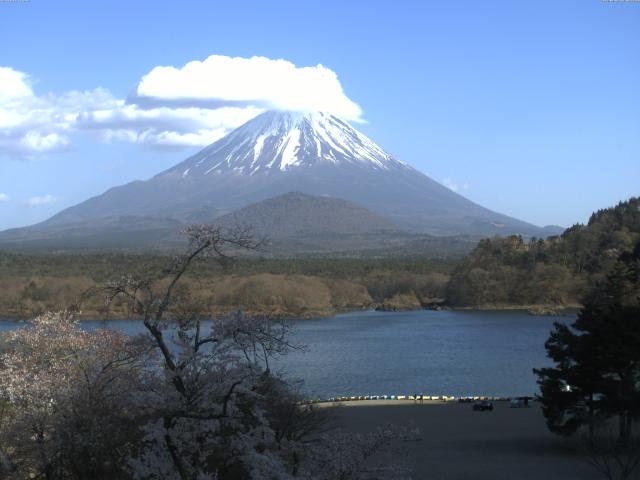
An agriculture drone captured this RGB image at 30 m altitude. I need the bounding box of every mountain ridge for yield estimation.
[164,110,407,176]
[0,110,561,250]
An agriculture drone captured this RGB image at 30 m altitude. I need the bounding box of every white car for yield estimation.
[510,397,531,408]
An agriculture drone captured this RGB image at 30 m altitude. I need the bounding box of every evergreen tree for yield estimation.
[535,241,640,444]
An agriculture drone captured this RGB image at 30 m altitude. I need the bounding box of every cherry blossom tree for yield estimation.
[0,225,418,479]
[0,310,151,479]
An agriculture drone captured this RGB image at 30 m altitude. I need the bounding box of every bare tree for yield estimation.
[104,225,315,479]
[0,224,419,480]
[103,224,419,479]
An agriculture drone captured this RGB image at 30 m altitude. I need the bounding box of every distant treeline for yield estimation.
[447,197,640,308]
[0,253,455,318]
[2,197,639,318]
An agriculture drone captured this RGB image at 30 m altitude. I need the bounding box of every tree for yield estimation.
[1,225,416,479]
[0,310,151,479]
[446,197,640,309]
[103,224,415,479]
[534,241,640,445]
[534,318,605,442]
[103,225,302,479]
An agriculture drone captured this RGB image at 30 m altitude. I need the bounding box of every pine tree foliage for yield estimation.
[534,240,640,444]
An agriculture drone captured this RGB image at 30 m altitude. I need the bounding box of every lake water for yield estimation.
[0,309,571,399]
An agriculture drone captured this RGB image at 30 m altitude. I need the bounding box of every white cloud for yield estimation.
[26,194,57,206]
[0,67,33,101]
[133,55,363,121]
[0,67,113,156]
[78,103,263,148]
[0,193,8,202]
[0,56,363,156]
[442,178,469,193]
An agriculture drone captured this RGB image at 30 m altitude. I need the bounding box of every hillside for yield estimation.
[211,192,480,256]
[446,197,640,309]
[215,192,399,238]
[0,110,558,251]
[0,191,478,257]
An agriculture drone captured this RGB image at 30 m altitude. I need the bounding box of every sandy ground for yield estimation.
[326,400,601,480]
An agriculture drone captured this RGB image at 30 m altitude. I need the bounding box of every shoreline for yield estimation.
[312,397,520,407]
[453,304,580,317]
[0,303,580,322]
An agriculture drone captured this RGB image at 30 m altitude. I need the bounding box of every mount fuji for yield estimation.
[0,110,559,251]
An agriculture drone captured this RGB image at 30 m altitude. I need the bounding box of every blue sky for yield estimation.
[0,0,638,230]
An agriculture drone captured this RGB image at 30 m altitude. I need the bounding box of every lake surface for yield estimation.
[0,309,571,399]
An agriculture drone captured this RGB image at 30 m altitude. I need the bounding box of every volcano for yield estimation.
[0,110,559,250]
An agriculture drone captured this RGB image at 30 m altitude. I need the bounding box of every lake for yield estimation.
[0,309,571,399]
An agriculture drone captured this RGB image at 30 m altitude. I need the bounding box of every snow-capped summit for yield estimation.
[168,110,407,177]
[0,108,560,249]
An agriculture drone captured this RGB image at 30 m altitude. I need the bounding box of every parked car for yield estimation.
[473,401,493,411]
[510,397,532,408]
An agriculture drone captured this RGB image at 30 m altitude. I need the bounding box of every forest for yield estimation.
[0,253,454,319]
[447,197,640,309]
[0,197,638,318]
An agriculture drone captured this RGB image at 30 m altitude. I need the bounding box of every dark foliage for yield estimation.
[534,240,640,444]
[447,197,640,307]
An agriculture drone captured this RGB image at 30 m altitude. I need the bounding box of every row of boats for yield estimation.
[311,395,516,403]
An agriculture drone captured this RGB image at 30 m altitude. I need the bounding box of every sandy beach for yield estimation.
[329,400,601,480]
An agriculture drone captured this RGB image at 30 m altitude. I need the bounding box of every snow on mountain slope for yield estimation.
[165,110,407,177]
[0,109,559,248]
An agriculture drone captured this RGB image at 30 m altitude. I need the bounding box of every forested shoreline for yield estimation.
[1,198,638,320]
[447,197,640,309]
[0,255,454,319]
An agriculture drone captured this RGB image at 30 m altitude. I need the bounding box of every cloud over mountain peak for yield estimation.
[133,55,363,122]
[0,56,362,158]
